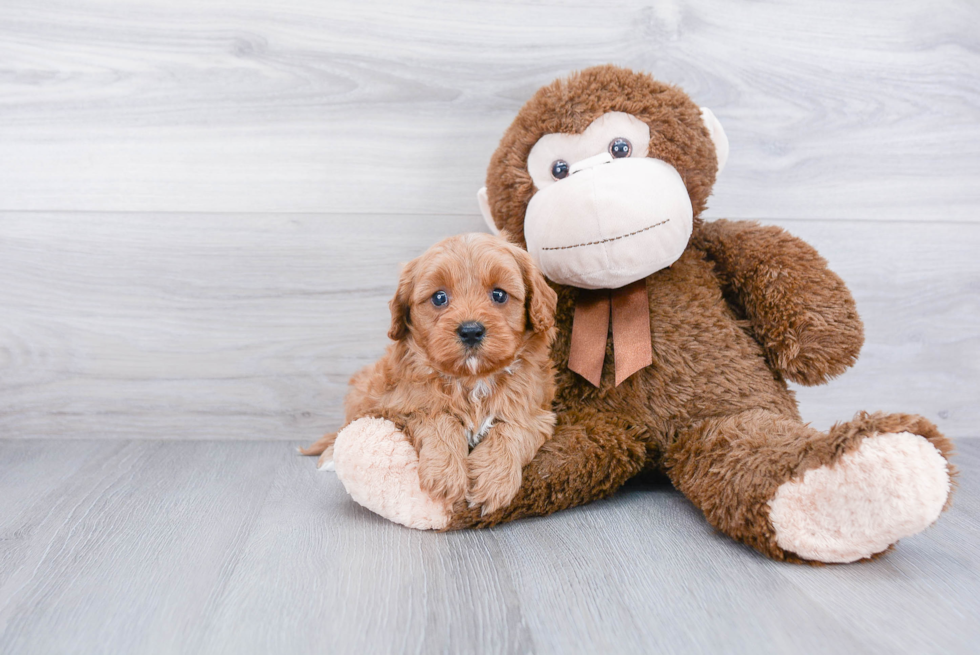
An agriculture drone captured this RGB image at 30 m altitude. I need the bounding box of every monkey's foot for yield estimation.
[331,417,452,530]
[768,431,951,563]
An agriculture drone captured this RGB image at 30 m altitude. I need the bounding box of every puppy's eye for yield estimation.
[491,288,508,304]
[551,160,569,180]
[609,138,631,158]
[431,291,449,307]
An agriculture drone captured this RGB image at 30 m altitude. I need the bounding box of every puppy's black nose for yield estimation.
[457,322,486,347]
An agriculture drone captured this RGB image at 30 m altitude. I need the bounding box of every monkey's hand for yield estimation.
[695,219,864,386]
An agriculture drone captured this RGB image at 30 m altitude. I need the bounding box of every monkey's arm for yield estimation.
[449,408,647,529]
[695,219,864,386]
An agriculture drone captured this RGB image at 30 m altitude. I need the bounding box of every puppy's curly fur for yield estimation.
[302,233,558,514]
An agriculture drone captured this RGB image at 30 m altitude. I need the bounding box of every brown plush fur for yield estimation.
[302,233,558,514]
[447,65,953,562]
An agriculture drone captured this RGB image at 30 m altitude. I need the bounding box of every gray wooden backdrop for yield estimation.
[1,0,978,441]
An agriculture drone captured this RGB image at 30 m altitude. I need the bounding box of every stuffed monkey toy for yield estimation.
[324,65,954,564]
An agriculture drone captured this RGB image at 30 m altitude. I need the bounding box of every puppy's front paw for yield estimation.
[418,445,468,506]
[466,448,522,516]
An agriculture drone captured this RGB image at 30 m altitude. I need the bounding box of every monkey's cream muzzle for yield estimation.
[522,155,693,289]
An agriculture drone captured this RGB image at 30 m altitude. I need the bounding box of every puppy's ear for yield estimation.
[512,246,557,334]
[388,258,418,341]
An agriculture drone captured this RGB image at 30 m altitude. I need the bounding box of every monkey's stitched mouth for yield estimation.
[540,219,670,251]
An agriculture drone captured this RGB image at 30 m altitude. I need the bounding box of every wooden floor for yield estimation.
[0,438,977,654]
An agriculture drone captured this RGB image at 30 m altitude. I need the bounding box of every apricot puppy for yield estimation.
[302,233,558,515]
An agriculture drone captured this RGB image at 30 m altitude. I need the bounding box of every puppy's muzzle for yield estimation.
[457,321,486,348]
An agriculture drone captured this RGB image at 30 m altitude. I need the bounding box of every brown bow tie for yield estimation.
[567,279,653,387]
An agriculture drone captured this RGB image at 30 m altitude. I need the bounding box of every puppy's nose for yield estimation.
[457,322,486,347]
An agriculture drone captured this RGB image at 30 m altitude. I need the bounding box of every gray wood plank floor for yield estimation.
[0,438,977,654]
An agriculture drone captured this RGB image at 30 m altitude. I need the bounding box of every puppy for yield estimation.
[301,233,558,514]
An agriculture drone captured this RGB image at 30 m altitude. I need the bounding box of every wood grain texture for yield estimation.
[0,440,284,654]
[0,0,977,219]
[1,213,976,440]
[0,438,977,654]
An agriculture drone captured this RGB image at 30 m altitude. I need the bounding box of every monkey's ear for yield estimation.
[477,187,501,235]
[388,259,418,341]
[512,247,557,334]
[700,107,729,175]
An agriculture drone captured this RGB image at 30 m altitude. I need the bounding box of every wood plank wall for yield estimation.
[1,0,978,440]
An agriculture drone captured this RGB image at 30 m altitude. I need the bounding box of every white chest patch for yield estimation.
[466,415,495,449]
[469,377,493,402]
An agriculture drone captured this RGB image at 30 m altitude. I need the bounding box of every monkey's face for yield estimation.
[523,111,699,289]
[479,66,728,290]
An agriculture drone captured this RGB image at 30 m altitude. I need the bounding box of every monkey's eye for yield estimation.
[491,288,508,304]
[431,290,449,307]
[551,160,570,180]
[609,138,632,158]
